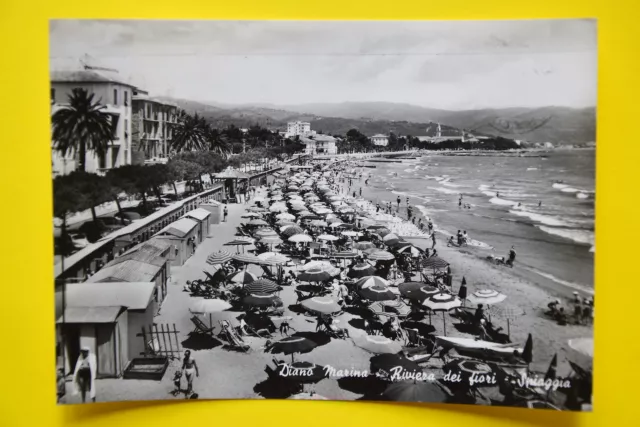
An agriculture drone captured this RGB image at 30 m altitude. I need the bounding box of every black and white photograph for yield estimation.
[51,19,595,410]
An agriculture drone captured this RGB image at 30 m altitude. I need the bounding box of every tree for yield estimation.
[52,88,115,172]
[171,112,207,152]
[205,124,231,157]
[53,173,88,255]
[106,165,152,213]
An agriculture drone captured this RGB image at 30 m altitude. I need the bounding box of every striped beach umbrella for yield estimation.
[421,257,449,270]
[228,270,257,285]
[298,267,335,283]
[245,278,279,294]
[352,334,402,354]
[248,219,269,226]
[206,250,233,265]
[467,289,507,306]
[347,263,376,279]
[257,252,291,266]
[358,285,396,301]
[281,226,304,237]
[243,292,281,308]
[260,235,283,245]
[254,228,278,238]
[224,238,254,253]
[397,245,423,257]
[331,250,358,259]
[368,300,411,318]
[232,253,262,264]
[301,297,342,315]
[355,275,389,289]
[422,293,461,335]
[398,282,439,302]
[366,250,396,261]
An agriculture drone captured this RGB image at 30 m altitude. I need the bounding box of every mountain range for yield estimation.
[156,97,596,144]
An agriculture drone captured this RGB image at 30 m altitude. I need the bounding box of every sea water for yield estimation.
[360,149,595,292]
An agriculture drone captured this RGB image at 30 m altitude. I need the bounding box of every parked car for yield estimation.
[101,215,132,227]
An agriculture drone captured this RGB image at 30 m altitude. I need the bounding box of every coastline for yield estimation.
[338,173,592,374]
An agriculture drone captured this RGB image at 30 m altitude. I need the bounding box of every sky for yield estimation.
[49,20,597,110]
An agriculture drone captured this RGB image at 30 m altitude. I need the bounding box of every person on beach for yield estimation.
[506,246,516,267]
[223,206,228,222]
[462,231,468,245]
[359,187,362,196]
[456,230,462,245]
[181,350,199,397]
[407,205,413,220]
[496,191,500,198]
[353,190,356,198]
[573,297,583,324]
[431,231,436,249]
[406,196,410,206]
[428,219,434,232]
[474,304,486,325]
[418,219,423,230]
[538,200,542,207]
[73,346,97,403]
[397,196,401,208]
[376,203,380,213]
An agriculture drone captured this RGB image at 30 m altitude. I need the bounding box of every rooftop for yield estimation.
[50,69,137,88]
[371,134,388,138]
[86,259,164,283]
[57,306,125,324]
[183,208,212,222]
[65,282,156,310]
[158,217,198,238]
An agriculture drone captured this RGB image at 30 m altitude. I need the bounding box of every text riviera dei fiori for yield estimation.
[277,364,572,391]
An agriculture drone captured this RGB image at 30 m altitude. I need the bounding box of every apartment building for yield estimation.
[285,121,313,138]
[131,90,178,164]
[50,66,135,176]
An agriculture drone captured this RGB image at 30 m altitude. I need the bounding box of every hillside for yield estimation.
[158,97,595,144]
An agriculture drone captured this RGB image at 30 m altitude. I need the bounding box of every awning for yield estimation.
[57,306,123,324]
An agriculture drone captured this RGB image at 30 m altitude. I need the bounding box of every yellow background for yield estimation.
[1,0,638,426]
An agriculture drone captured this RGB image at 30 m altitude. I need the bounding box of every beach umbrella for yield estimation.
[382,381,448,403]
[368,300,411,318]
[382,233,400,242]
[247,206,267,213]
[190,298,233,328]
[352,334,402,354]
[370,354,421,375]
[367,225,388,231]
[275,361,327,384]
[339,207,355,213]
[545,354,558,382]
[289,234,313,243]
[355,275,389,289]
[467,289,507,306]
[254,228,278,238]
[387,240,409,248]
[253,196,265,203]
[269,204,288,213]
[243,293,281,308]
[288,392,328,400]
[228,270,257,285]
[331,250,358,259]
[291,205,307,211]
[224,238,254,253]
[375,228,392,238]
[328,221,345,228]
[245,278,279,294]
[310,220,328,227]
[522,333,533,364]
[260,235,283,245]
[258,252,291,266]
[353,241,375,251]
[397,245,422,257]
[248,219,269,226]
[206,250,233,266]
[358,285,396,302]
[232,253,262,264]
[298,267,335,283]
[268,336,318,363]
[422,257,449,270]
[398,283,439,303]
[299,213,319,219]
[328,195,342,201]
[317,234,339,242]
[241,212,262,218]
[276,213,296,220]
[423,293,462,335]
[270,195,284,201]
[367,250,395,261]
[301,297,342,315]
[281,226,304,238]
[276,220,296,227]
[347,263,376,279]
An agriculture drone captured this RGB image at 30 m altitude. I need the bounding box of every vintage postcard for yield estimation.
[51,19,595,410]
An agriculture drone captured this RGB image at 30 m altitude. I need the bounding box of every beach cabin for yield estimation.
[57,282,156,378]
[199,200,223,225]
[183,208,212,243]
[85,258,167,305]
[153,217,199,266]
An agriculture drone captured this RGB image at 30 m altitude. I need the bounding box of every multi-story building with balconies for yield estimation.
[50,66,136,176]
[131,90,178,164]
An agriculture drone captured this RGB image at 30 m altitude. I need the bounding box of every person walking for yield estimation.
[397,196,401,209]
[431,231,437,249]
[73,346,97,403]
[181,350,199,397]
[223,205,228,222]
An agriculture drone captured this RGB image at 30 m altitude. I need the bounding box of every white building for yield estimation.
[371,134,389,146]
[286,121,313,138]
[300,134,337,155]
[51,65,136,176]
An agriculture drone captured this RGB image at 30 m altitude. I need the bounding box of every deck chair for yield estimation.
[190,316,216,336]
[218,320,250,352]
[260,265,278,280]
[403,328,424,347]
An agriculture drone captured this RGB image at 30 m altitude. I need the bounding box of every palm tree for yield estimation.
[52,88,115,172]
[206,124,231,158]
[170,111,206,152]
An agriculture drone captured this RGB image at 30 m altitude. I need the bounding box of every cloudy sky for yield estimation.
[49,20,596,110]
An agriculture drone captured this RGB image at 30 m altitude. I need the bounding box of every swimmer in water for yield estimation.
[496,192,500,198]
[538,201,542,207]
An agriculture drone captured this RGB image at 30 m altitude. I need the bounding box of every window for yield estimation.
[124,90,128,106]
[113,89,118,105]
[50,88,55,103]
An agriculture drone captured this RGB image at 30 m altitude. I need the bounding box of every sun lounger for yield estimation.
[190,316,216,336]
[402,345,434,364]
[218,320,250,352]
